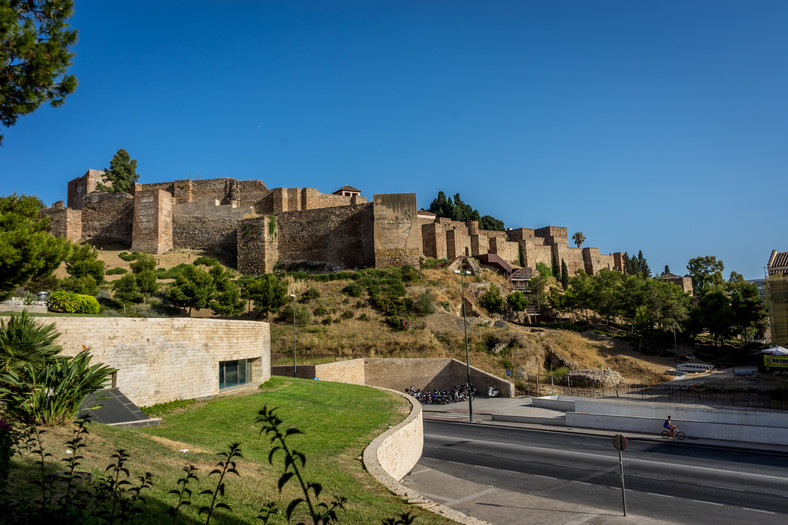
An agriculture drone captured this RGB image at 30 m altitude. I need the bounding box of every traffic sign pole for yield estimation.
[612,434,628,517]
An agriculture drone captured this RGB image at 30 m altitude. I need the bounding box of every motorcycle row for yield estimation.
[405,384,476,404]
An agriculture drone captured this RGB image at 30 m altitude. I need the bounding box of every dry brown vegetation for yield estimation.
[62,248,674,385]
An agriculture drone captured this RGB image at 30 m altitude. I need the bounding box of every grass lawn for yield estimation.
[7,377,453,524]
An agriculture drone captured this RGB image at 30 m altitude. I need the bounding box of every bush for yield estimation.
[400,265,420,283]
[193,256,219,267]
[48,291,100,314]
[322,316,333,325]
[118,251,138,262]
[479,283,504,314]
[300,288,321,302]
[341,282,363,297]
[59,275,98,296]
[341,310,354,319]
[535,262,553,278]
[384,315,409,330]
[155,263,191,280]
[313,306,327,316]
[413,292,435,315]
[106,267,127,275]
[278,303,311,327]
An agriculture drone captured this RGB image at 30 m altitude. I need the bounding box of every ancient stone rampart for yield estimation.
[373,194,421,268]
[41,204,82,241]
[52,171,625,276]
[174,215,241,254]
[67,169,108,210]
[132,189,173,253]
[81,192,134,246]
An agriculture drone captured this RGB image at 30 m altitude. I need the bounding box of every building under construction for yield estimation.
[766,250,788,346]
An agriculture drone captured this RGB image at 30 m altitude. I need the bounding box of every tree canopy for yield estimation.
[0,0,78,145]
[0,193,70,299]
[572,232,585,248]
[428,191,505,231]
[98,148,139,193]
[687,255,725,295]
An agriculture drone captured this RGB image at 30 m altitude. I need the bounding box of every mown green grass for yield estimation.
[9,377,452,524]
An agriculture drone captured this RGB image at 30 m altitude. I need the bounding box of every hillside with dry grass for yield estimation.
[81,248,674,389]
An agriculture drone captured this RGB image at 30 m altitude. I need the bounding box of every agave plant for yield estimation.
[0,350,115,426]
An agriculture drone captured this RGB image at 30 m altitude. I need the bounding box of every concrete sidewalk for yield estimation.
[419,395,788,454]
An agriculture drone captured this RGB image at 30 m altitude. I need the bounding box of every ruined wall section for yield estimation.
[553,245,584,275]
[583,248,615,274]
[535,226,568,247]
[302,188,367,209]
[131,189,173,253]
[489,236,519,263]
[237,216,279,275]
[174,216,242,255]
[421,223,446,259]
[277,204,375,271]
[40,205,82,241]
[373,194,421,268]
[67,169,108,210]
[81,193,134,247]
[238,180,270,207]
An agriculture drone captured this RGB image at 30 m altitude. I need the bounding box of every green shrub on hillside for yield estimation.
[341,282,363,297]
[106,267,127,275]
[118,251,139,262]
[155,263,191,280]
[193,256,219,267]
[300,288,321,302]
[48,291,100,314]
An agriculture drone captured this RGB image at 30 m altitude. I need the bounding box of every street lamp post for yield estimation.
[289,294,297,377]
[454,269,473,422]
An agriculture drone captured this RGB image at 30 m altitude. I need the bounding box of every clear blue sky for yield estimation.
[2,1,786,280]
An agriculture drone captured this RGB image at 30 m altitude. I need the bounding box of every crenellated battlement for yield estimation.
[46,170,622,275]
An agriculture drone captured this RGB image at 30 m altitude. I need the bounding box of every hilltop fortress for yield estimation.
[42,170,624,276]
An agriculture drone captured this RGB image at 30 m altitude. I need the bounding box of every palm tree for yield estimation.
[572,232,586,248]
[0,311,62,374]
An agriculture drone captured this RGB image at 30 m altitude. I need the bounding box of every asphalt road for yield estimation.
[402,420,788,525]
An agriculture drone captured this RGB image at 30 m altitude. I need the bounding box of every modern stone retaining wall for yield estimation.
[2,317,271,407]
[559,397,788,445]
[272,358,514,397]
[362,389,491,525]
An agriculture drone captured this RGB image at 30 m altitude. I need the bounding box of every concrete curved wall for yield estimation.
[363,389,423,483]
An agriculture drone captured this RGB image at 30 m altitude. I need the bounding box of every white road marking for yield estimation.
[743,508,775,514]
[648,493,674,498]
[534,475,557,480]
[693,500,723,506]
[444,487,498,506]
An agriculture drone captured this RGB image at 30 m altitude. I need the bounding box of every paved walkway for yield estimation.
[404,396,788,525]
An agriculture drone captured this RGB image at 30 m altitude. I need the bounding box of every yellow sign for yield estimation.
[764,355,788,368]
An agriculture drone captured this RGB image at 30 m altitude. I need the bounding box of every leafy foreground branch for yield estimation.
[0,408,419,524]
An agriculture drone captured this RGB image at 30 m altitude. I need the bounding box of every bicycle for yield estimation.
[661,428,685,440]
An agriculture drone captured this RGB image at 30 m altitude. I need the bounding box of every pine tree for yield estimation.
[98,149,139,193]
[0,194,71,299]
[1,1,78,144]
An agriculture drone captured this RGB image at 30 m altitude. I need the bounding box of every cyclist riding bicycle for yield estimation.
[664,416,677,437]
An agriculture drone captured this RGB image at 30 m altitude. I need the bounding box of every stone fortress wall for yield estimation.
[42,170,624,276]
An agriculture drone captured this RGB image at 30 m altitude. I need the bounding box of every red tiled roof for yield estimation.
[333,185,361,194]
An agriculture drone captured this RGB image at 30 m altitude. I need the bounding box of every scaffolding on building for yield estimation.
[765,272,788,347]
